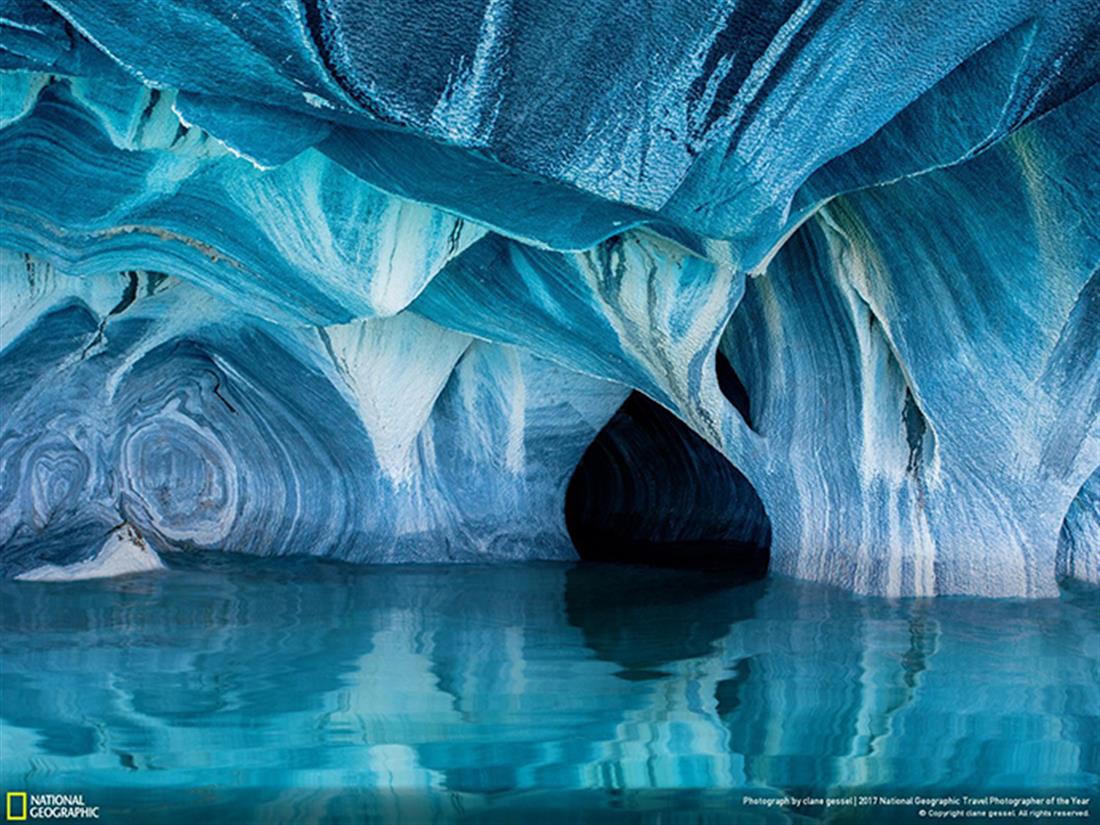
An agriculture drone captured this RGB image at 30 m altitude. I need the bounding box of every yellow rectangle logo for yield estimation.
[6,791,27,821]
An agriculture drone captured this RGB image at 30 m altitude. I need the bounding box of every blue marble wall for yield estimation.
[1,0,1097,594]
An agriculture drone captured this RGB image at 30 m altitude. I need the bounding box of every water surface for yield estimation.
[1,556,1097,822]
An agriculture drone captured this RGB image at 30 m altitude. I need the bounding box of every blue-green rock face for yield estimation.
[1,0,1097,595]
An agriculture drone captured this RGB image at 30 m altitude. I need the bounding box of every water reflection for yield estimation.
[1,557,1097,822]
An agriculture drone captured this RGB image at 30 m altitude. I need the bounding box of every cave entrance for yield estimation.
[564,391,770,577]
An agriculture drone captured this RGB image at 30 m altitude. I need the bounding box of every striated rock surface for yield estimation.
[14,522,164,581]
[1,0,1098,594]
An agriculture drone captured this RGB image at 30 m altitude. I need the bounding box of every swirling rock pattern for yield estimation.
[0,253,627,573]
[1,0,1098,594]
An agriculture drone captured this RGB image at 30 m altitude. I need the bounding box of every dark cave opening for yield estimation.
[564,391,771,576]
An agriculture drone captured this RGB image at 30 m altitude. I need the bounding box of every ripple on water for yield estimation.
[1,556,1097,823]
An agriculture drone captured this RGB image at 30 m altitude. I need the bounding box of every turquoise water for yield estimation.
[1,556,1097,823]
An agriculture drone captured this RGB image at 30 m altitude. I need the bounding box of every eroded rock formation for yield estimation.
[1,0,1097,594]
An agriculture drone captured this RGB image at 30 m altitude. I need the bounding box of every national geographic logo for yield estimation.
[4,793,25,821]
[5,793,99,820]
